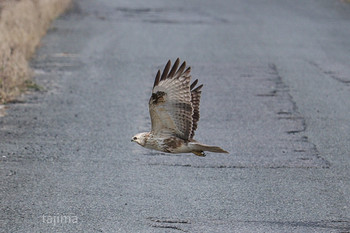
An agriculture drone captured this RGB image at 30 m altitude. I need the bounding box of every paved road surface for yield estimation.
[1,0,350,232]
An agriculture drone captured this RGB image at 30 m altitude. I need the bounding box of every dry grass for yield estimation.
[0,0,72,103]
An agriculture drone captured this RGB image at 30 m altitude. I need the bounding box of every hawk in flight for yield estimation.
[131,58,228,156]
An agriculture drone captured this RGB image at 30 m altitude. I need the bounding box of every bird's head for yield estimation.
[131,132,148,146]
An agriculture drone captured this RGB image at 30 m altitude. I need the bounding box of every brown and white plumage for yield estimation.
[132,58,228,156]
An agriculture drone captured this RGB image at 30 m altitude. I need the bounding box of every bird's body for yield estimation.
[134,132,193,154]
[132,58,228,157]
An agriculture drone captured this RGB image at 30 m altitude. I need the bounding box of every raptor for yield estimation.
[131,58,228,156]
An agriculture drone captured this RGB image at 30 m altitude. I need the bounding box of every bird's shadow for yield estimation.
[144,152,188,157]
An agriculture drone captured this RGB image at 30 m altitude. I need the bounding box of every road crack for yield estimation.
[147,217,190,232]
[258,63,330,168]
[309,61,350,85]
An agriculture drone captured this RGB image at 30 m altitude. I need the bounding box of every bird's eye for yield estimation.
[133,137,137,140]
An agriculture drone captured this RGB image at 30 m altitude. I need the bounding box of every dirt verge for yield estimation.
[0,0,72,104]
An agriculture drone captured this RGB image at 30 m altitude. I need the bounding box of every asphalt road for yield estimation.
[1,0,350,232]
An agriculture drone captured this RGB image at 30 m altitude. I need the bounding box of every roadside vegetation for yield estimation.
[0,0,71,104]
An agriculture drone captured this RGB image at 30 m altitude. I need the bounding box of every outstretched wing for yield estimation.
[149,58,198,140]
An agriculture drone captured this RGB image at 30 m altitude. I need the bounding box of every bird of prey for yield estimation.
[131,58,228,156]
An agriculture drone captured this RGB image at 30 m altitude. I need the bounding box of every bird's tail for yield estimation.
[189,142,229,156]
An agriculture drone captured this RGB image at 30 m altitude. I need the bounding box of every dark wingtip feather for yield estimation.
[161,60,171,81]
[190,79,198,90]
[168,58,180,78]
[192,84,203,92]
[175,61,186,77]
[153,70,161,88]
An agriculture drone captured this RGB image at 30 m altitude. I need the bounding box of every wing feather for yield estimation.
[190,79,198,90]
[153,70,161,88]
[168,58,180,78]
[174,61,187,79]
[160,60,171,81]
[149,59,194,140]
[190,83,203,139]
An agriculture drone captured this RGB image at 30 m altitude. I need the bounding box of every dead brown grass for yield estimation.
[0,0,72,103]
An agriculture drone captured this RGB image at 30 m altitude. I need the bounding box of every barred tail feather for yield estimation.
[190,142,229,155]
